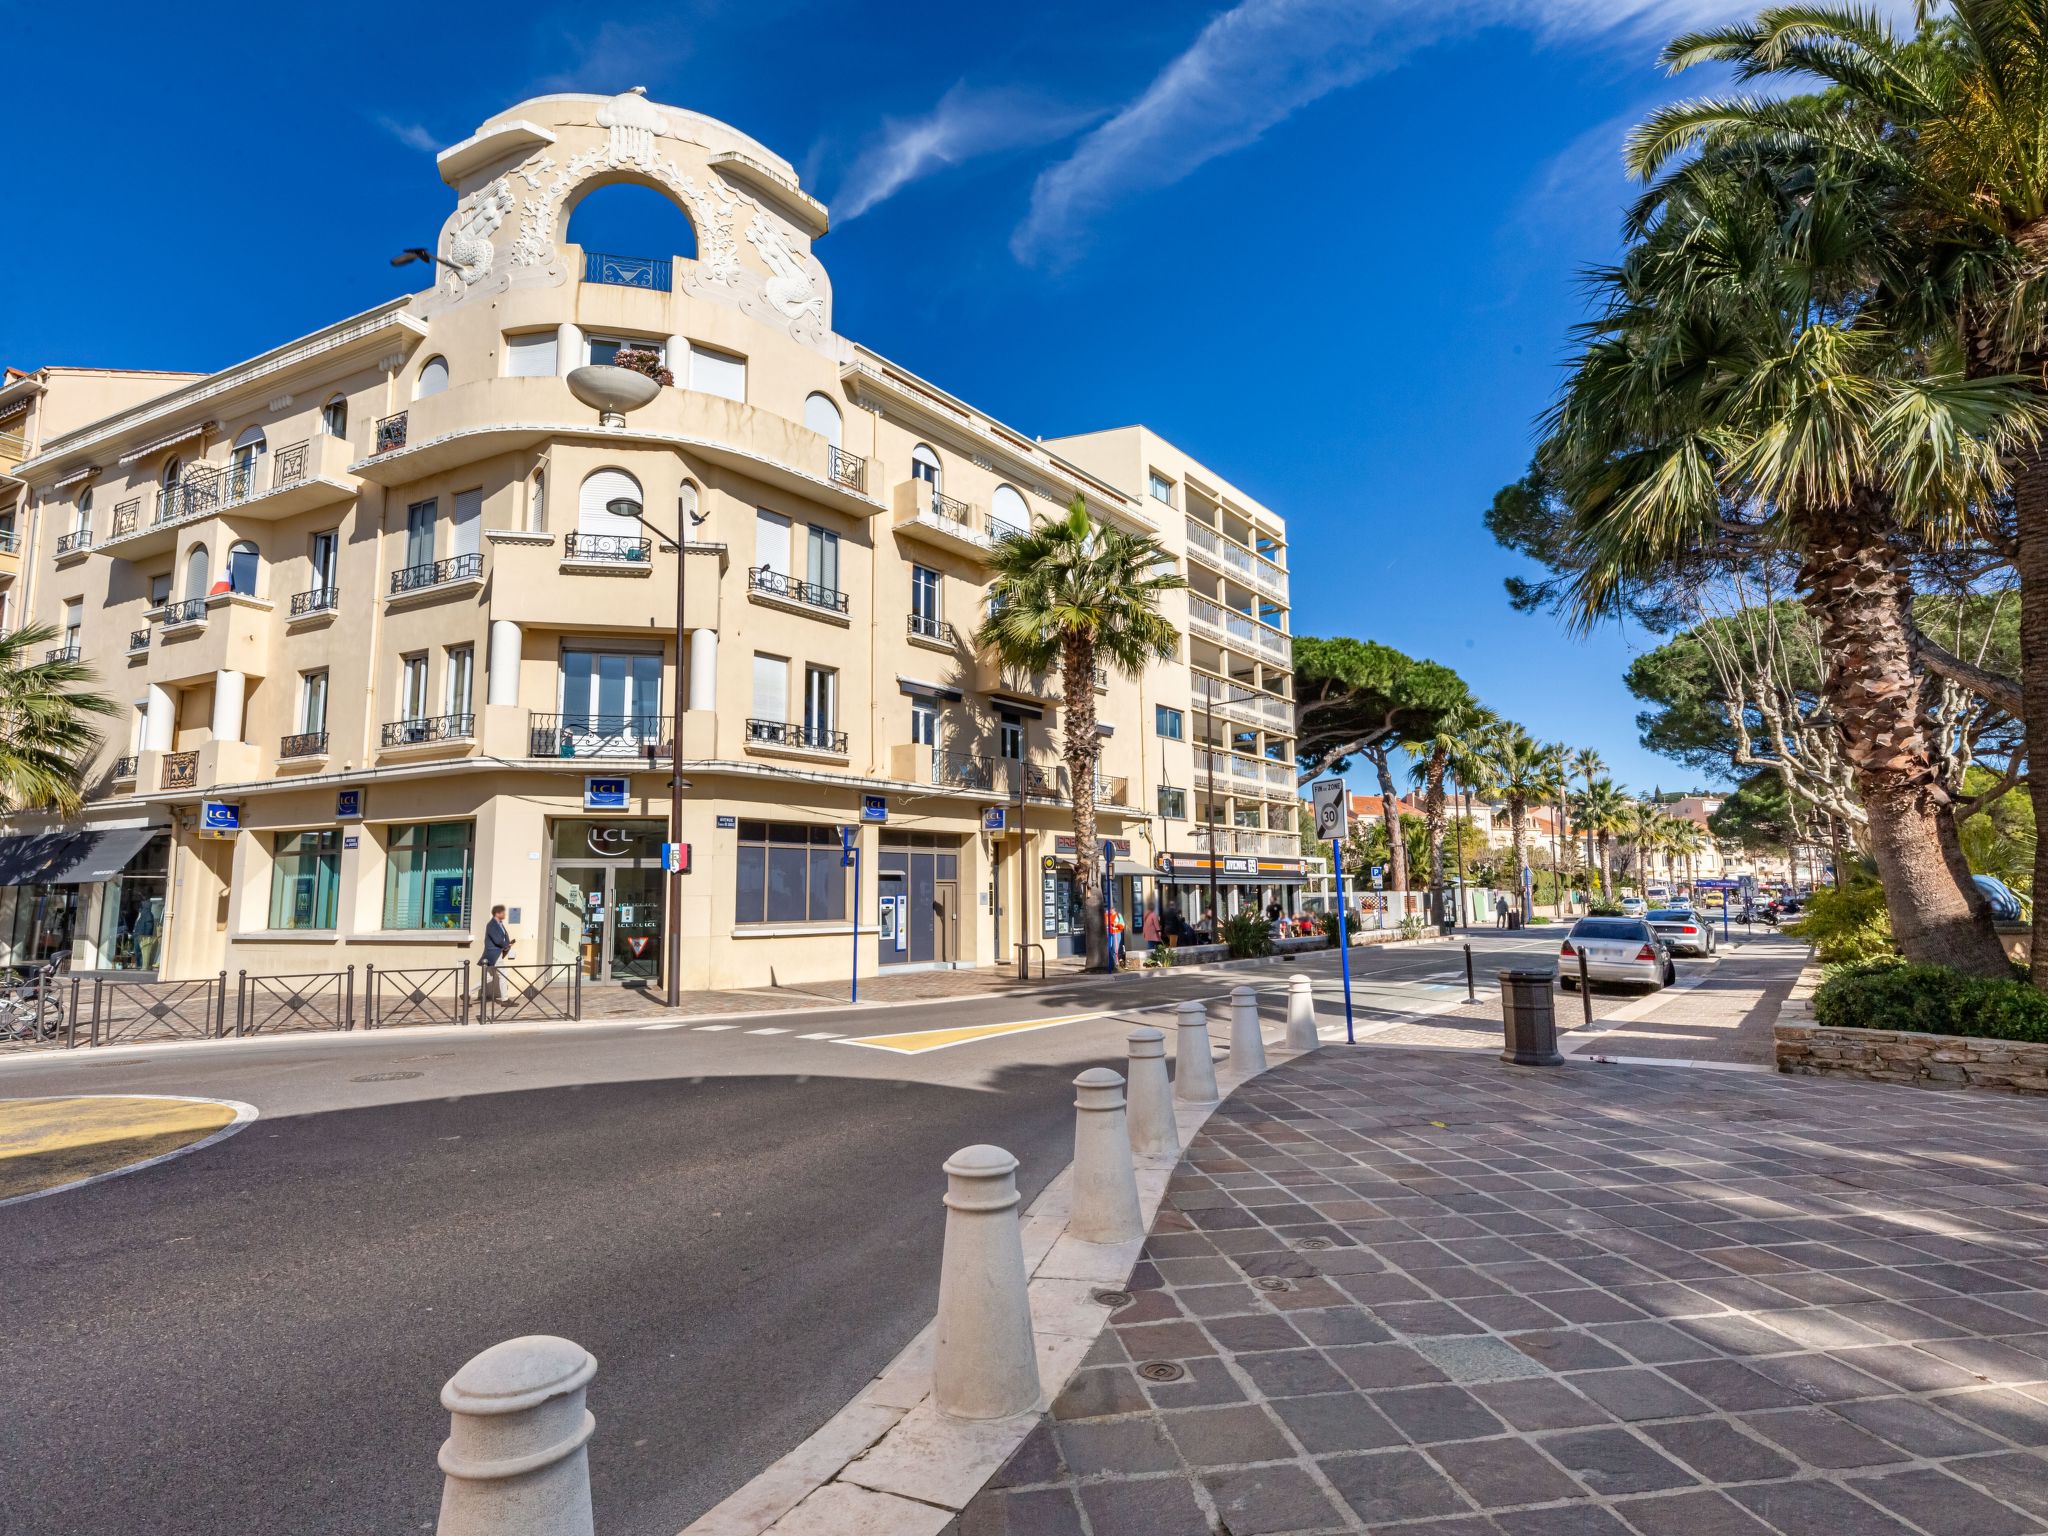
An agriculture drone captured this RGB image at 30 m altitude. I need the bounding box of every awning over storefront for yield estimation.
[1157,852,1311,885]
[0,827,158,887]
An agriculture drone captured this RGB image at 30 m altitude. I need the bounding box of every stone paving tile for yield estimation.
[950,1038,2048,1535]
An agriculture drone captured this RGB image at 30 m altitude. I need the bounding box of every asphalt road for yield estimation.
[0,931,1565,1536]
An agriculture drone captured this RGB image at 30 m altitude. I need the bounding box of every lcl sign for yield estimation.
[586,824,635,857]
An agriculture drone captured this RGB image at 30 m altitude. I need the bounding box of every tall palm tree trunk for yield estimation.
[2013,450,2048,983]
[1598,832,1613,898]
[1509,798,1528,922]
[1061,633,1107,969]
[1799,499,2006,976]
[1422,755,1448,922]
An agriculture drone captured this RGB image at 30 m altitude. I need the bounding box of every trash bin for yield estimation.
[1498,968,1563,1066]
[1506,910,1523,931]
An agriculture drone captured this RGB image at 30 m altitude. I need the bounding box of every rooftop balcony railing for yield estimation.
[530,713,668,759]
[381,713,474,748]
[746,718,848,754]
[391,552,483,596]
[583,249,671,291]
[747,565,849,615]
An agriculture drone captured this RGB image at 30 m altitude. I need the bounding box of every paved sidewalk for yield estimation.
[954,1047,2048,1535]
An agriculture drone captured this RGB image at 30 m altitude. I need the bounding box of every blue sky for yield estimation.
[5,0,1896,795]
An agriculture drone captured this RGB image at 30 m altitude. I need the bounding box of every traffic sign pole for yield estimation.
[843,826,861,1004]
[1312,779,1356,1045]
[1334,859,1355,1044]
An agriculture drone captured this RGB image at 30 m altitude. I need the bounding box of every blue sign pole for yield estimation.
[1333,859,1355,1043]
[843,826,860,1003]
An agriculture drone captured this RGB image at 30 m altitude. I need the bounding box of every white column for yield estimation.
[211,670,245,743]
[667,334,687,379]
[556,323,582,377]
[488,621,523,708]
[143,683,175,752]
[686,628,717,711]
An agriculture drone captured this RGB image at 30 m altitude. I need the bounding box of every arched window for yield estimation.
[229,426,267,500]
[578,468,643,537]
[911,443,941,494]
[991,484,1029,540]
[226,540,260,597]
[182,543,210,602]
[74,488,92,535]
[161,456,181,489]
[416,356,449,399]
[803,393,843,450]
[321,396,348,438]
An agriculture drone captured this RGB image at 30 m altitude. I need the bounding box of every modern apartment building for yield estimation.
[1,90,1301,990]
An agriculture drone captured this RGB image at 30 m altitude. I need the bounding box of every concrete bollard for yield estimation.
[1231,985,1269,1077]
[1174,1000,1219,1103]
[1070,1068,1144,1244]
[1285,973,1319,1051]
[436,1335,596,1536]
[934,1144,1041,1420]
[1125,1026,1180,1159]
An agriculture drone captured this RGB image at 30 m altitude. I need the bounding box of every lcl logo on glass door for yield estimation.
[587,825,634,856]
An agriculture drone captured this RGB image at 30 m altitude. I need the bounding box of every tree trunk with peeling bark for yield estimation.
[1367,744,1410,897]
[1798,498,2008,976]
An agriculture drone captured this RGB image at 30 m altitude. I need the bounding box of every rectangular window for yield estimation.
[383,821,475,930]
[587,336,664,369]
[804,665,837,738]
[405,499,436,568]
[149,572,172,607]
[806,524,840,595]
[268,830,340,930]
[910,565,940,625]
[401,653,429,720]
[62,600,81,650]
[560,649,662,727]
[688,344,746,403]
[734,822,846,926]
[505,330,558,377]
[1155,705,1184,740]
[445,645,474,716]
[753,509,791,577]
[910,696,937,747]
[309,530,338,589]
[450,488,482,559]
[1148,471,1175,505]
[300,670,328,734]
[1158,786,1187,820]
[999,711,1023,761]
[751,653,788,722]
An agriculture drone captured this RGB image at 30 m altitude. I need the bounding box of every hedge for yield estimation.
[1812,962,2048,1045]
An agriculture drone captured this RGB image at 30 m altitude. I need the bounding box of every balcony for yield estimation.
[151,593,273,684]
[279,731,329,760]
[1013,760,1069,800]
[562,532,653,568]
[161,751,198,790]
[212,437,359,522]
[583,249,671,291]
[160,598,208,628]
[484,530,722,634]
[113,755,137,781]
[907,613,957,649]
[111,498,141,539]
[745,718,848,756]
[890,745,998,791]
[54,529,92,559]
[375,412,408,454]
[390,552,484,600]
[529,713,668,759]
[893,482,994,559]
[46,644,80,664]
[746,565,849,621]
[128,628,150,654]
[288,586,339,619]
[828,447,867,495]
[380,713,475,750]
[976,660,1061,704]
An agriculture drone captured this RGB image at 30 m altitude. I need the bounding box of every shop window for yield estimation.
[734,822,847,925]
[270,830,341,930]
[384,821,475,930]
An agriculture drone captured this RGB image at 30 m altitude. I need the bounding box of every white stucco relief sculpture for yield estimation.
[745,212,824,324]
[447,178,515,287]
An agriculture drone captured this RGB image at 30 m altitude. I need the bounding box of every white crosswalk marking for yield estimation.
[747,1027,791,1035]
[694,1024,740,1032]
[796,1032,843,1040]
[639,1023,685,1031]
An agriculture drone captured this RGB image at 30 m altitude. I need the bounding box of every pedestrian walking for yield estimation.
[1141,903,1162,951]
[1106,905,1126,970]
[1495,894,1510,930]
[1163,901,1183,949]
[479,904,513,1005]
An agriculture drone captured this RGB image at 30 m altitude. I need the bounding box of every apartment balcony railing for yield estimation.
[375,412,408,454]
[1094,775,1131,807]
[529,713,668,759]
[1264,761,1293,787]
[991,518,1026,544]
[46,644,80,664]
[127,629,150,653]
[54,529,91,557]
[161,598,208,627]
[381,713,475,748]
[280,731,329,759]
[827,447,867,494]
[929,749,996,791]
[289,587,339,617]
[0,528,15,554]
[156,470,221,527]
[583,249,671,291]
[923,490,976,536]
[161,751,198,790]
[391,552,483,595]
[563,532,652,564]
[747,565,849,614]
[1229,754,1259,780]
[1014,760,1069,800]
[1187,594,1225,633]
[111,498,140,538]
[907,613,955,645]
[113,755,137,780]
[272,440,310,487]
[221,459,263,506]
[746,718,848,754]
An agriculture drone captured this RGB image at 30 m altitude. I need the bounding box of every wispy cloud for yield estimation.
[534,20,690,94]
[832,84,1101,222]
[375,116,441,154]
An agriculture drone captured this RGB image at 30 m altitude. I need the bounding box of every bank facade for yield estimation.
[4,91,1302,990]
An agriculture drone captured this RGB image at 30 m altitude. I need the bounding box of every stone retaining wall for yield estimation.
[1774,956,2048,1095]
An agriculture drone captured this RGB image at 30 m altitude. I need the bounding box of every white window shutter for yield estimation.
[450,490,483,558]
[803,392,842,448]
[754,509,791,575]
[752,655,788,721]
[689,345,746,403]
[506,332,558,378]
[578,470,643,535]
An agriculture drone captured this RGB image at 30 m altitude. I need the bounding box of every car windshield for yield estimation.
[1571,918,1651,941]
[1647,910,1696,923]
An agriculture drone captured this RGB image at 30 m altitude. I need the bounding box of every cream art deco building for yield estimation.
[3,91,1301,990]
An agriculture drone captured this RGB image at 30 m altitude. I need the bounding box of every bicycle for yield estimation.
[0,962,66,1044]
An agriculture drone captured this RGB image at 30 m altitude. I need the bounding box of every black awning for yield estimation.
[41,828,159,884]
[0,832,84,886]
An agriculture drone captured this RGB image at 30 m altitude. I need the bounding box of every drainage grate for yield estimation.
[1254,1276,1297,1293]
[1294,1236,1335,1251]
[351,1070,424,1082]
[1136,1361,1186,1383]
[1091,1289,1134,1309]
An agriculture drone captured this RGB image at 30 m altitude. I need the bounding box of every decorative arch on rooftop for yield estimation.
[563,176,698,268]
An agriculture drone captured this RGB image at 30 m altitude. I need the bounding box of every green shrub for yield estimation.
[1587,899,1623,917]
[1220,908,1275,960]
[1812,961,2048,1043]
[1787,881,1895,965]
[1399,914,1425,939]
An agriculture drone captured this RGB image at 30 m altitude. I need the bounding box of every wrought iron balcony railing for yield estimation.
[747,718,848,754]
[747,565,849,614]
[907,613,955,645]
[161,751,198,790]
[46,644,80,664]
[111,498,139,538]
[390,552,483,595]
[54,529,91,556]
[380,713,475,748]
[113,755,137,780]
[827,447,866,494]
[583,250,671,291]
[563,533,652,564]
[156,471,220,527]
[272,440,310,487]
[161,598,208,627]
[1013,760,1070,799]
[375,412,408,454]
[529,713,668,759]
[221,460,261,505]
[289,587,339,617]
[931,749,995,790]
[280,731,329,759]
[128,629,150,653]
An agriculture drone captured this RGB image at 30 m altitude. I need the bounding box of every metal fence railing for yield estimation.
[366,964,469,1030]
[238,968,354,1036]
[477,962,581,1025]
[89,974,228,1046]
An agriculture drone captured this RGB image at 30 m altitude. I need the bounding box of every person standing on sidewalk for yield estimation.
[1106,904,1126,970]
[1495,894,1510,929]
[479,904,513,1003]
[1141,903,1162,953]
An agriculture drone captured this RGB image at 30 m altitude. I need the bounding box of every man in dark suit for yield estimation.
[480,904,512,1004]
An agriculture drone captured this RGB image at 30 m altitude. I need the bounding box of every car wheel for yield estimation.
[1663,962,1677,986]
[1560,976,1577,991]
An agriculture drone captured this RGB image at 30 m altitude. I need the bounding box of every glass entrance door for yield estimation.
[609,867,664,984]
[552,864,665,983]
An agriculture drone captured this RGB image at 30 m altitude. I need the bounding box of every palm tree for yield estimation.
[0,624,118,816]
[1630,3,2048,976]
[1544,742,1572,914]
[1573,778,1630,899]
[1571,747,1606,883]
[1480,724,1562,923]
[979,497,1184,968]
[1408,701,1496,925]
[1541,135,2036,976]
[1666,817,1708,896]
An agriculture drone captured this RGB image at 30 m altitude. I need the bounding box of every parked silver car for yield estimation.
[1646,907,1716,957]
[1559,916,1675,991]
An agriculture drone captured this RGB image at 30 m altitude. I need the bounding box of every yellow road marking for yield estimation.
[0,1094,253,1204]
[839,1010,1111,1055]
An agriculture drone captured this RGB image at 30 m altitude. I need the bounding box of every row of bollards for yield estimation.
[427,980,1326,1533]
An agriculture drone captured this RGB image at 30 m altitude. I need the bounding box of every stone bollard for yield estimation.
[1230,985,1269,1077]
[436,1335,597,1536]
[934,1144,1041,1420]
[1285,973,1319,1051]
[1126,1026,1180,1159]
[1174,1000,1219,1103]
[1070,1068,1144,1243]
